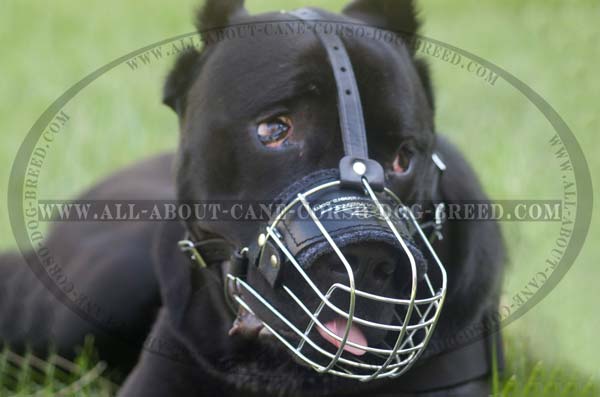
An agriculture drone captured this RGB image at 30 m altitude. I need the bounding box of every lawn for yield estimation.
[0,0,598,395]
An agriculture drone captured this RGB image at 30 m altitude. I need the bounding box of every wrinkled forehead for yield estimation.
[191,12,426,120]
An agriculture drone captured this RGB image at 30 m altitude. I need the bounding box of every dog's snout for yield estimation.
[334,243,397,281]
[311,242,405,287]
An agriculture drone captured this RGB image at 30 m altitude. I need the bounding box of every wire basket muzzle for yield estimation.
[230,177,447,381]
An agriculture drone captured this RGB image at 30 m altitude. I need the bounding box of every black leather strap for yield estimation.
[289,8,367,159]
[289,9,385,191]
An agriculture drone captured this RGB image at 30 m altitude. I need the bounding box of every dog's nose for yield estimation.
[336,242,398,282]
[311,241,421,286]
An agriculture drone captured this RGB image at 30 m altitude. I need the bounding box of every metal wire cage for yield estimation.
[228,177,447,382]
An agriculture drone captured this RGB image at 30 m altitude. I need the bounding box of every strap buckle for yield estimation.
[339,156,385,192]
[432,203,446,242]
[432,152,447,172]
[178,239,208,268]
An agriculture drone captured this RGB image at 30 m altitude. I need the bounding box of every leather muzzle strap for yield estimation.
[289,9,367,159]
[289,8,385,191]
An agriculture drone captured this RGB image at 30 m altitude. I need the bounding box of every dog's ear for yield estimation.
[195,0,247,32]
[343,0,420,51]
[163,1,248,115]
[162,49,201,115]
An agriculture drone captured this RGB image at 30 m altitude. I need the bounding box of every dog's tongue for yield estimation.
[317,317,367,356]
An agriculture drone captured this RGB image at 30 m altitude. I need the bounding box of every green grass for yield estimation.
[0,338,117,396]
[0,333,598,396]
[489,332,599,397]
[1,0,598,395]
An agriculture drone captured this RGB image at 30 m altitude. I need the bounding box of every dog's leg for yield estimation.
[0,243,160,375]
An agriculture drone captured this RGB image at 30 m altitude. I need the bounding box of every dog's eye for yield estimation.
[257,116,293,148]
[393,143,414,173]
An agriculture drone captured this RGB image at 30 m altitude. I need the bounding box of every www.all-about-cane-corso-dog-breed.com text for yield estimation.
[0,1,505,396]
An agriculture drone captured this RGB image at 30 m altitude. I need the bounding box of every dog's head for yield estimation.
[166,0,435,213]
[162,0,446,389]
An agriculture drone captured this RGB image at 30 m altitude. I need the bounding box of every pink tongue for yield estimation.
[317,317,368,356]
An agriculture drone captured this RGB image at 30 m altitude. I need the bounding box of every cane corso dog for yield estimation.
[0,1,504,396]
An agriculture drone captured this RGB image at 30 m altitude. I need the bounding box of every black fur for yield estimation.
[343,0,422,47]
[195,0,247,32]
[1,1,504,396]
[162,49,202,116]
[343,0,435,110]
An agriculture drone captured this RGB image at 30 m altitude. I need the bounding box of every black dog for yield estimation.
[0,1,504,396]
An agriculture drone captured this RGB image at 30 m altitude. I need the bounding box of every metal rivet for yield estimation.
[353,161,367,176]
[270,255,279,268]
[258,233,266,247]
